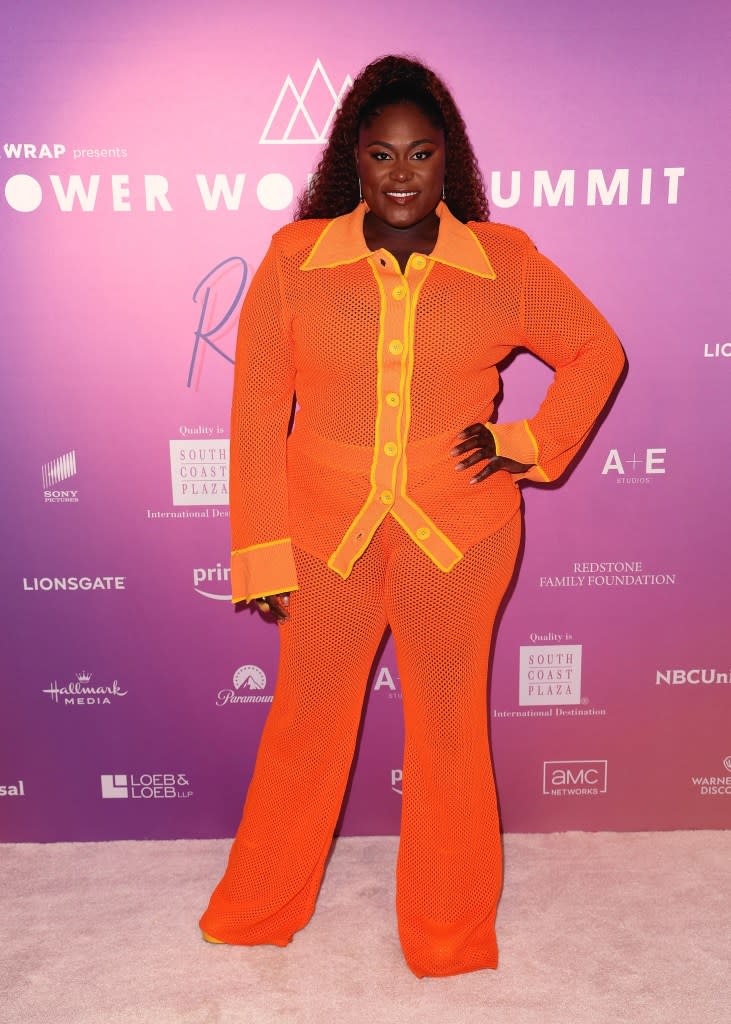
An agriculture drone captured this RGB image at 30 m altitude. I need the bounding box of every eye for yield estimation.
[370,151,392,161]
[412,150,434,161]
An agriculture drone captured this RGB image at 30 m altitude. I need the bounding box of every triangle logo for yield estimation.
[260,59,352,144]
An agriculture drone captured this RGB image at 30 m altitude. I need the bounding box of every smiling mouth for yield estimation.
[384,190,419,202]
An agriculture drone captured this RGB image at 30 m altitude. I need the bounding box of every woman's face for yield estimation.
[355,101,445,230]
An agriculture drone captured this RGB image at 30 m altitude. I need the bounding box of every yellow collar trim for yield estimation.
[300,200,496,280]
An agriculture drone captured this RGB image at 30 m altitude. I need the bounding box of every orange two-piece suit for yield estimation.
[199,201,625,977]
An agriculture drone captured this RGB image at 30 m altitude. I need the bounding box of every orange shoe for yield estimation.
[201,930,226,944]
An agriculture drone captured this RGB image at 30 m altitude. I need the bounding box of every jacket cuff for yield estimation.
[485,419,538,465]
[485,420,550,483]
[230,539,299,604]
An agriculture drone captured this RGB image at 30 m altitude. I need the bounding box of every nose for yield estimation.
[389,159,411,182]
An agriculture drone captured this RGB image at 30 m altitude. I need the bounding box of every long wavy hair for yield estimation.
[293,55,489,224]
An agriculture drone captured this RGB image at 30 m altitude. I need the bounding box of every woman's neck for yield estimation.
[362,209,440,271]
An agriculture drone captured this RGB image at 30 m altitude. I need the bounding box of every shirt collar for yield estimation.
[299,200,496,280]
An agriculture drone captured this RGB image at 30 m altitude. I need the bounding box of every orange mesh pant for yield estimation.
[199,510,521,978]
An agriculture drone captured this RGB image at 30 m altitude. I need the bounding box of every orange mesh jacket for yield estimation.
[229,201,625,603]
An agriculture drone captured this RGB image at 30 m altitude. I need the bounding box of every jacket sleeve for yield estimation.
[229,234,298,603]
[486,234,626,483]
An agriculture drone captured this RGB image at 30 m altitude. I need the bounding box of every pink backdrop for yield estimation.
[2,0,729,840]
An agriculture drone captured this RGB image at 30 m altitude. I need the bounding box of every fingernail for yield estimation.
[455,462,463,470]
[450,447,459,456]
[283,596,289,605]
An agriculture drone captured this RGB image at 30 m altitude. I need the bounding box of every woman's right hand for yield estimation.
[253,593,290,622]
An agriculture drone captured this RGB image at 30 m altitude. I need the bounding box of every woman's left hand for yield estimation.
[451,423,534,483]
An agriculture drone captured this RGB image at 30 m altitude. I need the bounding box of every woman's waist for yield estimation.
[288,413,494,473]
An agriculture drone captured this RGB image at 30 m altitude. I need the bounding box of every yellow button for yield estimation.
[384,441,398,456]
[386,392,400,407]
[392,285,406,300]
[416,526,431,540]
[388,340,404,356]
[380,490,394,504]
[412,255,426,269]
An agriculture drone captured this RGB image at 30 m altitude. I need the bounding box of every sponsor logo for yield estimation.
[193,563,230,601]
[543,759,608,796]
[169,440,229,505]
[3,142,66,158]
[1,142,123,162]
[235,665,266,689]
[0,780,25,797]
[519,645,582,705]
[703,342,731,358]
[601,448,667,484]
[538,561,676,588]
[100,773,193,800]
[656,668,730,686]
[495,635,606,718]
[260,59,352,144]
[391,769,403,796]
[146,426,230,518]
[22,575,126,592]
[42,670,128,705]
[373,665,402,700]
[42,449,78,503]
[690,756,731,797]
[217,665,273,706]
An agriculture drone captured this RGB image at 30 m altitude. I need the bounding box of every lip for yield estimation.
[384,190,419,205]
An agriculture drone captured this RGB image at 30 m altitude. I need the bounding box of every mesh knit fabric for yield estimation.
[210,200,624,976]
[199,511,522,978]
[227,201,625,602]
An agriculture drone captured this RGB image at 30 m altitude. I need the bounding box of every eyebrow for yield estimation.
[365,138,436,149]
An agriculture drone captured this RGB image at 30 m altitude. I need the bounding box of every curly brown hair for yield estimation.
[293,55,489,224]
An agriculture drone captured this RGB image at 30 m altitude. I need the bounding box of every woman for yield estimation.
[199,55,625,978]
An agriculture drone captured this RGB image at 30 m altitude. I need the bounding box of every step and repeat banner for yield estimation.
[2,1,729,841]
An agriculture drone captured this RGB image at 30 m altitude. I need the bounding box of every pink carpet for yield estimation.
[1,831,729,1023]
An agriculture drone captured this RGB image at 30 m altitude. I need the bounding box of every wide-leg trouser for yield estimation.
[198,510,522,978]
